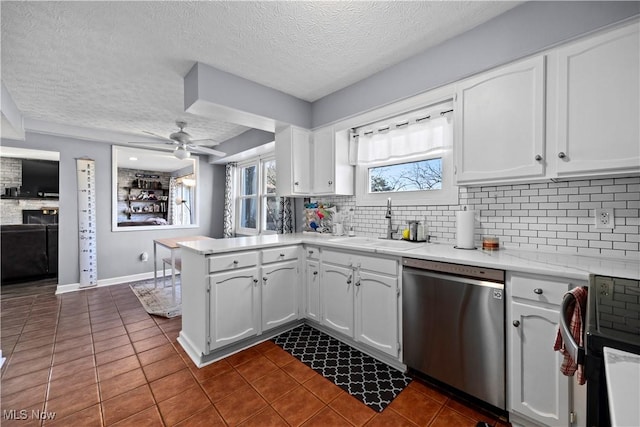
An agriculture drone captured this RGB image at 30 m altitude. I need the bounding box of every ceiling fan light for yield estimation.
[174,147,191,160]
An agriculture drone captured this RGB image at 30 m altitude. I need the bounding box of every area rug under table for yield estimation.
[272,324,411,412]
[130,277,181,318]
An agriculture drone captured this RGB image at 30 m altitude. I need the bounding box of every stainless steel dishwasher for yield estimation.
[402,258,506,410]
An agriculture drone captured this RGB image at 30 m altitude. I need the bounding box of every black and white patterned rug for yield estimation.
[272,324,411,412]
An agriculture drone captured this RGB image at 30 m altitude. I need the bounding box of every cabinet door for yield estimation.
[262,260,299,331]
[455,56,545,184]
[509,300,570,427]
[306,259,321,322]
[321,262,354,337]
[354,270,399,357]
[209,268,259,350]
[275,126,311,196]
[312,126,335,194]
[553,22,639,177]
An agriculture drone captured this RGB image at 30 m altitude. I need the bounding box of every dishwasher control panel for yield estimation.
[402,258,505,283]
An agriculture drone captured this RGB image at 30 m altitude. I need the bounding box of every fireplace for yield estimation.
[22,209,58,224]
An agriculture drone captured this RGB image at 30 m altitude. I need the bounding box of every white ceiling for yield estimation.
[1,1,521,145]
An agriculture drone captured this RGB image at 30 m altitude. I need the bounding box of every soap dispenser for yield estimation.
[348,208,356,237]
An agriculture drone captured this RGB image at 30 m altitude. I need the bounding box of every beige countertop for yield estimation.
[178,233,640,281]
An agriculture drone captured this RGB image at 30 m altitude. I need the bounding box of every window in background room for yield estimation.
[236,156,277,235]
[353,100,457,206]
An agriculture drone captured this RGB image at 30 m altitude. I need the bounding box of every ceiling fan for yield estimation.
[130,121,226,159]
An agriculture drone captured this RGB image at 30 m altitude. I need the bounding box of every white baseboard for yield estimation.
[55,270,174,295]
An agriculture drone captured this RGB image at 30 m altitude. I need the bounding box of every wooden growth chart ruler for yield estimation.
[77,158,98,288]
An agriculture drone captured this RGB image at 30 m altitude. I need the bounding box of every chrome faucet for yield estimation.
[385,198,393,239]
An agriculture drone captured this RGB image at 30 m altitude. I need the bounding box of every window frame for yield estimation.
[354,107,458,207]
[235,154,278,236]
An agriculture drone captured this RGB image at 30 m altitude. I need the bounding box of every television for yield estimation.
[21,159,59,197]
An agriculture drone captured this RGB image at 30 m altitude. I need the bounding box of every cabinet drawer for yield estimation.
[509,273,574,306]
[322,250,398,276]
[304,246,320,260]
[208,251,258,273]
[262,246,299,264]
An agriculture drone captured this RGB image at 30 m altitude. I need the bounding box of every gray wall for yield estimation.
[1,133,220,285]
[311,1,640,127]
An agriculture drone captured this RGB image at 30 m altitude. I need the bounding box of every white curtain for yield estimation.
[352,101,453,165]
[223,163,236,238]
[168,177,178,224]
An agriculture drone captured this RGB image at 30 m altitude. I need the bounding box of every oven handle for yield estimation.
[559,292,585,365]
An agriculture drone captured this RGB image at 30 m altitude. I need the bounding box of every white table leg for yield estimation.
[171,250,176,304]
[153,241,158,289]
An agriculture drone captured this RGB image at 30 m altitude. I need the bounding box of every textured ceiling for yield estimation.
[1,1,521,144]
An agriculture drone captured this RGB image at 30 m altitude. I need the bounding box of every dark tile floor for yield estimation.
[1,282,509,426]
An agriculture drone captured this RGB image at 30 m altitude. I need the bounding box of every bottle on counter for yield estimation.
[417,221,425,241]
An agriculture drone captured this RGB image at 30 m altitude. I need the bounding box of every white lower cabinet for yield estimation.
[508,272,587,427]
[355,270,399,357]
[261,259,299,331]
[321,262,354,336]
[319,249,400,359]
[209,267,260,350]
[305,259,321,322]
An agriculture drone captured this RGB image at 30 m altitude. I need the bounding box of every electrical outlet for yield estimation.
[595,208,615,229]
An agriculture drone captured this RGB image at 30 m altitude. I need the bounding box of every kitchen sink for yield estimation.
[327,236,420,251]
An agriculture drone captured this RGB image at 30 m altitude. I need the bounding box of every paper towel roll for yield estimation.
[456,210,476,249]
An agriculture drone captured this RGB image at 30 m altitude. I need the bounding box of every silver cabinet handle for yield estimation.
[262,277,267,285]
[534,288,543,295]
[294,181,299,186]
[355,281,361,287]
[313,271,318,276]
[328,180,333,185]
[558,152,566,159]
[308,250,314,255]
[253,278,258,285]
[513,320,520,327]
[279,253,285,257]
[535,154,542,161]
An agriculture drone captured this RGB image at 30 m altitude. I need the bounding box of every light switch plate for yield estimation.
[595,208,615,229]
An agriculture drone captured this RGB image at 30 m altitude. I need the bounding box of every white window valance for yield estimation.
[351,101,453,165]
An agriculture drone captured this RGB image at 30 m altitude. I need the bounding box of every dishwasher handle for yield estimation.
[559,291,586,365]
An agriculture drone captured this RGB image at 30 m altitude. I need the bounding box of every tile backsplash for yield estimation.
[321,176,640,259]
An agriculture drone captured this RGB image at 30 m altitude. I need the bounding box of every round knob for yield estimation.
[253,278,258,284]
[294,181,299,186]
[355,281,361,287]
[534,288,543,295]
[558,152,566,159]
[346,279,352,285]
[535,154,542,161]
[308,250,314,255]
[328,180,333,185]
[233,260,239,265]
[513,320,520,327]
[313,271,318,276]
[262,277,267,284]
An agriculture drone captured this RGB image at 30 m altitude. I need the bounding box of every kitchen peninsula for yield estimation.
[177,234,639,364]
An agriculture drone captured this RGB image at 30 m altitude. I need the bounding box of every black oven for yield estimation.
[561,275,640,427]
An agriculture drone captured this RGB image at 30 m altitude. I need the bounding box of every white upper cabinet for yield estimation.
[275,125,312,196]
[455,56,546,185]
[311,126,354,196]
[549,21,640,178]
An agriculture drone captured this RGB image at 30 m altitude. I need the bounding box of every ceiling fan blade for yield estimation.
[142,130,172,141]
[189,138,221,146]
[128,141,175,146]
[188,145,226,157]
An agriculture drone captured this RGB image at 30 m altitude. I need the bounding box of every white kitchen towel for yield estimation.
[456,209,476,249]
